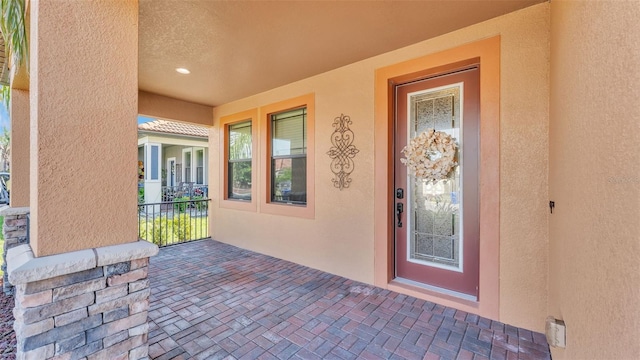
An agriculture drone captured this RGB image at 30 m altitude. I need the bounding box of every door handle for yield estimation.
[396,203,403,228]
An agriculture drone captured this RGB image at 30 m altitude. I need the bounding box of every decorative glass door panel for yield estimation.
[395,67,480,298]
[409,84,462,271]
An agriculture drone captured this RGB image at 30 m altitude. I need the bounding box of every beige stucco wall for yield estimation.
[211,3,549,330]
[139,91,213,127]
[29,0,139,256]
[549,1,640,358]
[163,146,182,166]
[10,89,29,207]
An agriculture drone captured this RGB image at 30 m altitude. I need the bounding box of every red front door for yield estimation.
[394,67,480,298]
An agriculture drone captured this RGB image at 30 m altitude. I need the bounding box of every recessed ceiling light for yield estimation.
[175,68,190,74]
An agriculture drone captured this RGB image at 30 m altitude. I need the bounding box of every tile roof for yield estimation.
[138,119,208,138]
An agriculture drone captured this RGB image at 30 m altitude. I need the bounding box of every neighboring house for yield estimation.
[138,119,209,204]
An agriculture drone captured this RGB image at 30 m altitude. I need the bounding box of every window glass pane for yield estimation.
[228,121,252,200]
[272,108,306,157]
[271,157,306,204]
[229,122,252,160]
[197,168,204,184]
[150,145,159,180]
[228,161,252,200]
[197,150,204,167]
[196,150,204,184]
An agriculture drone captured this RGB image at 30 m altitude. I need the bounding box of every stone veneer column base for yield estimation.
[7,241,158,360]
[0,206,30,295]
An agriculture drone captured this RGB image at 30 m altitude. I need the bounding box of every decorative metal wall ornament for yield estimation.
[327,114,359,190]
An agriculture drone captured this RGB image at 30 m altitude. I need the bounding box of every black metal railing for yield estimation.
[138,198,210,247]
[161,184,208,202]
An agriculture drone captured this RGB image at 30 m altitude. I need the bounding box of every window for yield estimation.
[220,108,258,212]
[150,146,159,180]
[270,108,307,205]
[228,121,252,200]
[183,149,192,183]
[261,93,315,219]
[145,143,161,181]
[196,149,205,185]
[218,96,313,217]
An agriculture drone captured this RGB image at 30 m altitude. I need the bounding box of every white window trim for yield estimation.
[182,148,193,183]
[193,147,206,185]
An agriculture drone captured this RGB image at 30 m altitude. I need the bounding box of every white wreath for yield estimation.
[400,129,458,182]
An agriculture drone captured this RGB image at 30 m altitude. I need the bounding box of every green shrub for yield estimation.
[138,187,145,204]
[173,196,190,212]
[191,196,208,211]
[173,214,191,240]
[139,214,192,246]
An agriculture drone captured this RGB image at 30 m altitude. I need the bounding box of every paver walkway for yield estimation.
[148,240,551,360]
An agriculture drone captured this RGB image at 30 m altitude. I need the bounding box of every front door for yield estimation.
[394,67,480,298]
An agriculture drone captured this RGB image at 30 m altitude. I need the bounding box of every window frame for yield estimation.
[145,143,162,182]
[227,121,253,201]
[269,107,307,205]
[182,148,193,184]
[194,147,206,185]
[261,94,315,219]
[220,109,258,212]
[166,157,177,187]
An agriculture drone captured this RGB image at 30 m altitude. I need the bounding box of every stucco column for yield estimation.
[30,0,139,256]
[11,4,156,358]
[10,89,29,207]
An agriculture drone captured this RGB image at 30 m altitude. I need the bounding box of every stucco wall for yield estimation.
[211,3,549,330]
[139,91,213,127]
[10,89,29,207]
[163,146,182,165]
[549,1,640,358]
[164,145,184,185]
[29,0,139,256]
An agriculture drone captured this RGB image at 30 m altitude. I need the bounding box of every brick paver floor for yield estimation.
[148,239,551,360]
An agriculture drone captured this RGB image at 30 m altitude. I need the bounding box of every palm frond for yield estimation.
[0,0,28,70]
[0,85,8,109]
[0,0,28,112]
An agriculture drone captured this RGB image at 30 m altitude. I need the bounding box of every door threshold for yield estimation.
[393,277,478,302]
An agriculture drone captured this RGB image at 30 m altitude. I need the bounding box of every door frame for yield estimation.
[167,157,176,187]
[374,36,501,319]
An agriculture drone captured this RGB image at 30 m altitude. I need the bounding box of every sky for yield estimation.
[0,102,9,130]
[0,103,154,128]
[138,115,154,124]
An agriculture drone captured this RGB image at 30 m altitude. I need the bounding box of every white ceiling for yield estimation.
[138,0,544,107]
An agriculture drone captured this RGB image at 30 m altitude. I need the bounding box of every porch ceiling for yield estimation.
[139,0,544,107]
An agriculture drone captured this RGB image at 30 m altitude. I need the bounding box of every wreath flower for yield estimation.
[400,129,458,182]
